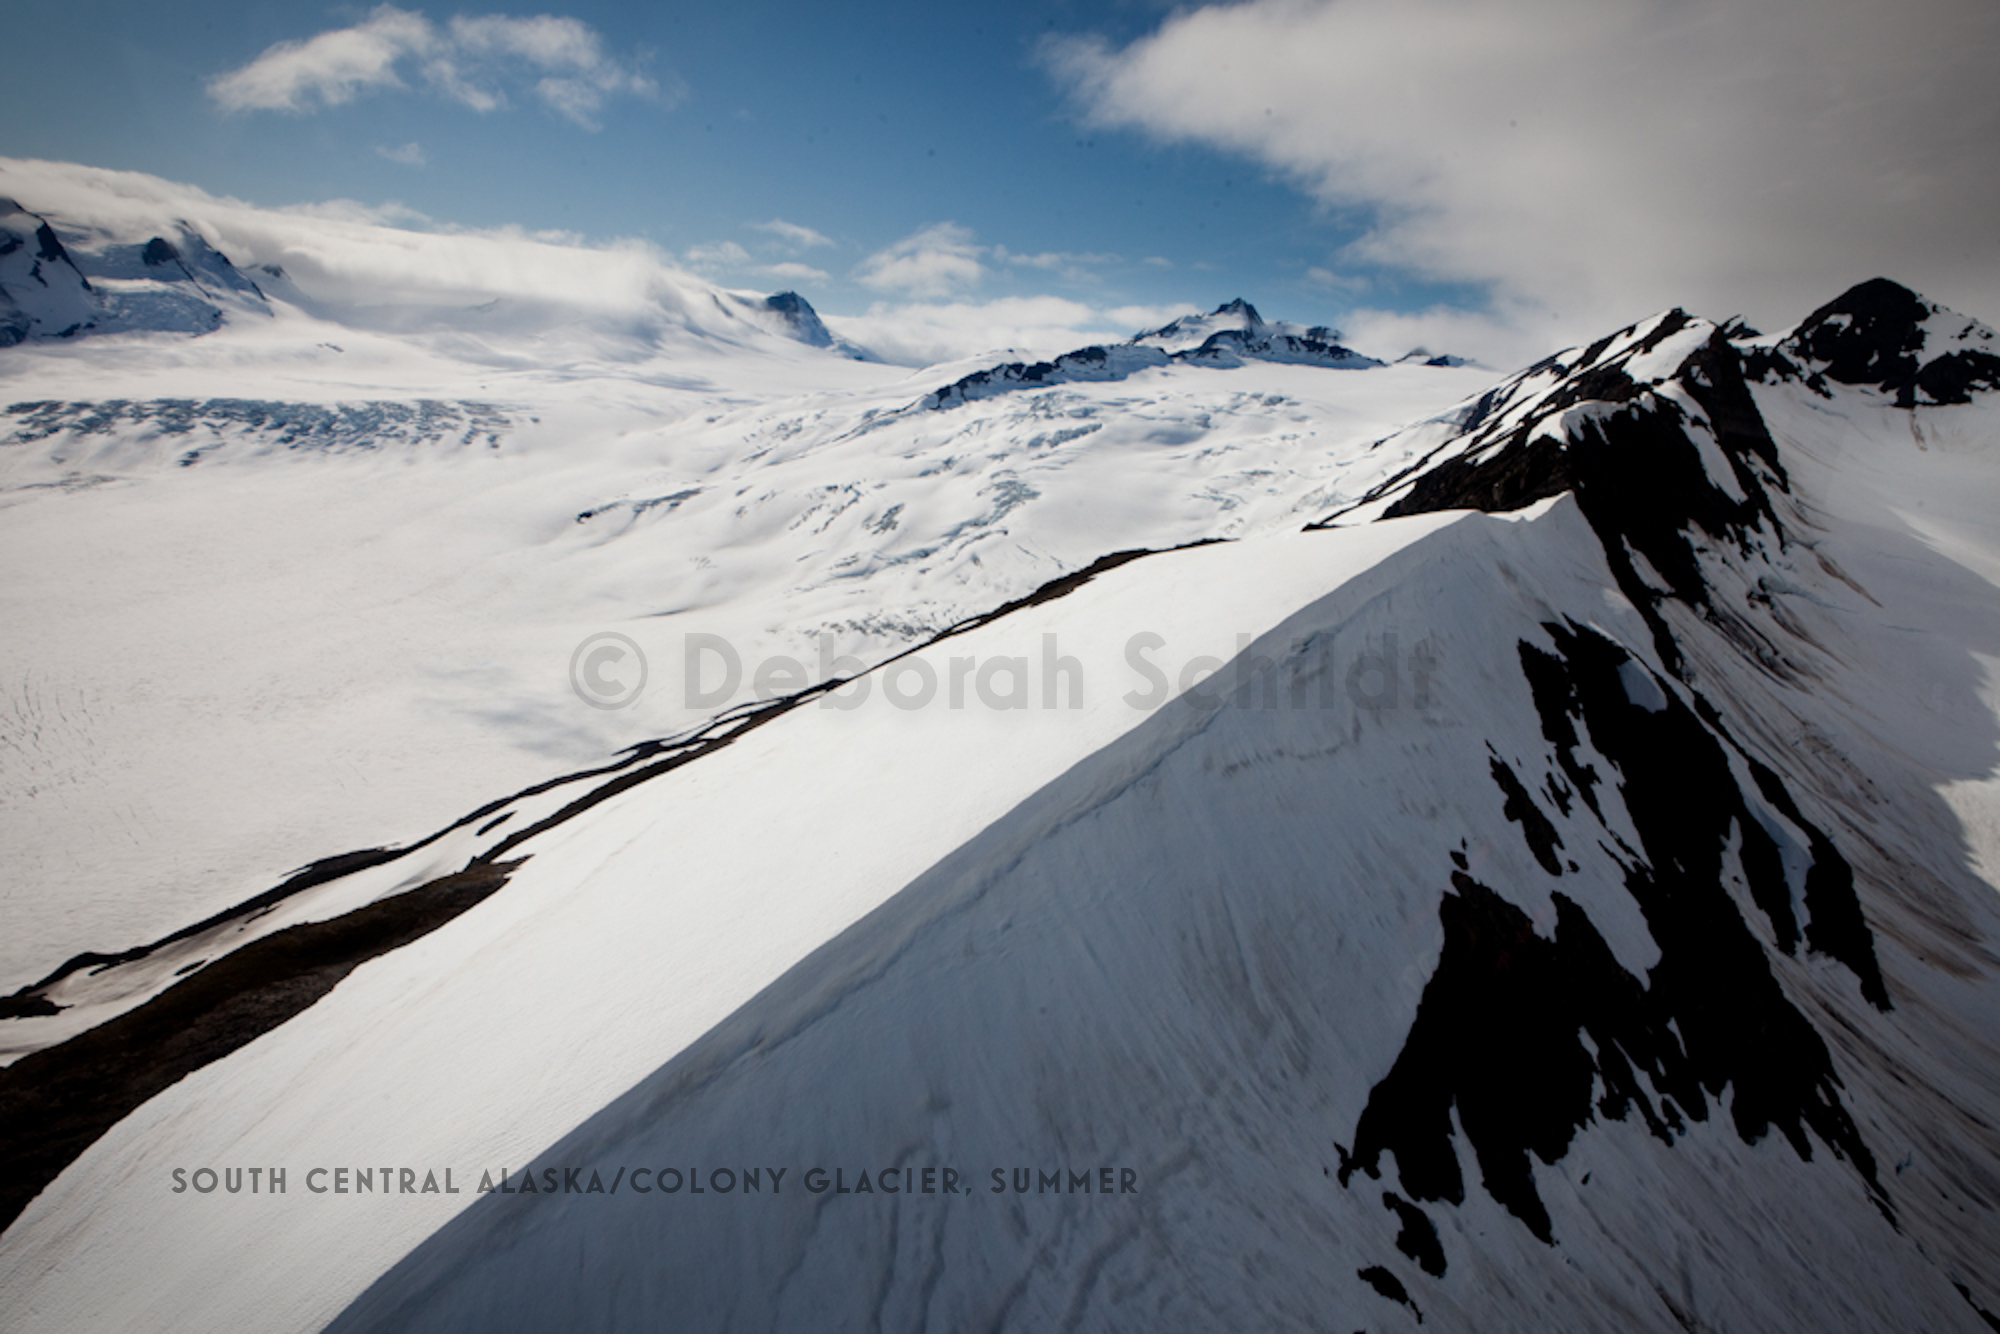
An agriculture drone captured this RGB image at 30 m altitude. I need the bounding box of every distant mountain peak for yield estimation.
[725,288,874,360]
[1132,298,1269,352]
[0,198,98,345]
[758,290,831,347]
[1396,347,1475,368]
[925,301,1396,410]
[0,201,275,344]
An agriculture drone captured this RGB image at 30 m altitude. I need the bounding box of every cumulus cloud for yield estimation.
[376,141,427,167]
[824,295,1196,368]
[1052,0,2000,354]
[207,6,665,129]
[854,222,988,298]
[679,239,831,289]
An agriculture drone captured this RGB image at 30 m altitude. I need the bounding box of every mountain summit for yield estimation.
[924,298,1398,409]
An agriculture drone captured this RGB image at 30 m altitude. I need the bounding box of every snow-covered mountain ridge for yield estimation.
[1,212,1998,1334]
[924,298,1403,409]
[1,197,276,344]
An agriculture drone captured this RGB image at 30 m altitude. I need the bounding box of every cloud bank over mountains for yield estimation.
[0,158,1194,367]
[1051,0,2000,353]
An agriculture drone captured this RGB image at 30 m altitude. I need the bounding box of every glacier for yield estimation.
[0,160,1997,1333]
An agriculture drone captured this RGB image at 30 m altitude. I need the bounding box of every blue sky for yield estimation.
[4,0,1995,365]
[0,1,1471,333]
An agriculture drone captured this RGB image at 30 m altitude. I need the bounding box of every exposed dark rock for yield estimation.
[1357,1265,1422,1322]
[1384,1191,1447,1276]
[0,859,524,1232]
[1787,278,2000,407]
[1382,325,1791,676]
[1339,621,1889,1251]
[760,290,832,348]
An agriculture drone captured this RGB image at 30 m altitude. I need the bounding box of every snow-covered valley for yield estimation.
[2,160,1999,1332]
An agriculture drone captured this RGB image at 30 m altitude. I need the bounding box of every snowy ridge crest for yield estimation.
[1760,276,2000,407]
[924,298,1389,409]
[0,199,272,344]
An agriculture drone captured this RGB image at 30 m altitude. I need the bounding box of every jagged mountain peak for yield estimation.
[723,288,875,360]
[1778,277,2000,407]
[1132,297,1268,352]
[1316,280,2000,678]
[0,201,276,342]
[0,199,97,346]
[761,290,830,346]
[925,300,1392,410]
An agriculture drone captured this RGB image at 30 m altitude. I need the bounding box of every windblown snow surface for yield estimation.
[1,166,1998,1334]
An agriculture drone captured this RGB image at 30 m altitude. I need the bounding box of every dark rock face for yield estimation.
[1340,620,1888,1255]
[1318,292,1943,1277]
[0,861,523,1233]
[760,290,832,348]
[33,222,72,269]
[1786,277,2000,407]
[1379,318,1791,674]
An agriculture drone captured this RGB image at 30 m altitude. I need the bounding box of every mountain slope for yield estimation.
[0,279,1996,1332]
[0,199,97,344]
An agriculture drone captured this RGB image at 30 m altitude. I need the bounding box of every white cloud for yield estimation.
[758,261,830,286]
[748,219,834,251]
[277,197,433,226]
[992,246,1122,284]
[0,156,708,331]
[854,222,987,298]
[1306,267,1367,294]
[1052,0,2000,347]
[207,6,665,129]
[824,295,1195,368]
[1336,301,1554,370]
[682,240,753,268]
[376,142,427,167]
[207,7,432,113]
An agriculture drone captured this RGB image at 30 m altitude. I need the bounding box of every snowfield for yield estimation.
[2,163,1998,1332]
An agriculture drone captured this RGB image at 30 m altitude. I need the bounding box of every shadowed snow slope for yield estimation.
[1,247,1998,1332]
